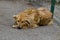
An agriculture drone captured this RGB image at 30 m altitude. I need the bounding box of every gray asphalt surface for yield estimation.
[0,1,60,40]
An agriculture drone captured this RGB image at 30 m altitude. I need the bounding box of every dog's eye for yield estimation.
[18,20,20,22]
[21,21,24,23]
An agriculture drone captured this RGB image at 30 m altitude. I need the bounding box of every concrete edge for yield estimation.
[54,16,60,26]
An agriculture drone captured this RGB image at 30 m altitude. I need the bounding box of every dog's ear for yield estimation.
[13,15,18,19]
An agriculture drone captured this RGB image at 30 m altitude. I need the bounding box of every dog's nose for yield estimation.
[17,27,22,29]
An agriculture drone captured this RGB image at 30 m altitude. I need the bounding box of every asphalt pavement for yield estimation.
[0,1,60,40]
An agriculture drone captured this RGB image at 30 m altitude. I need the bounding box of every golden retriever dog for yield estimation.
[12,7,53,29]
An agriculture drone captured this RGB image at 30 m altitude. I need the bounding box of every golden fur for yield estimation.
[12,7,53,29]
[37,7,53,25]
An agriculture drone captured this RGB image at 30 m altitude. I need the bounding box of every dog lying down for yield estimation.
[12,7,53,29]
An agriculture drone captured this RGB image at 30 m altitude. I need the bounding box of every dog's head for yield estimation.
[13,15,30,29]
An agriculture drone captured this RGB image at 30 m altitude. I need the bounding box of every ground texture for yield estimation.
[0,1,60,40]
